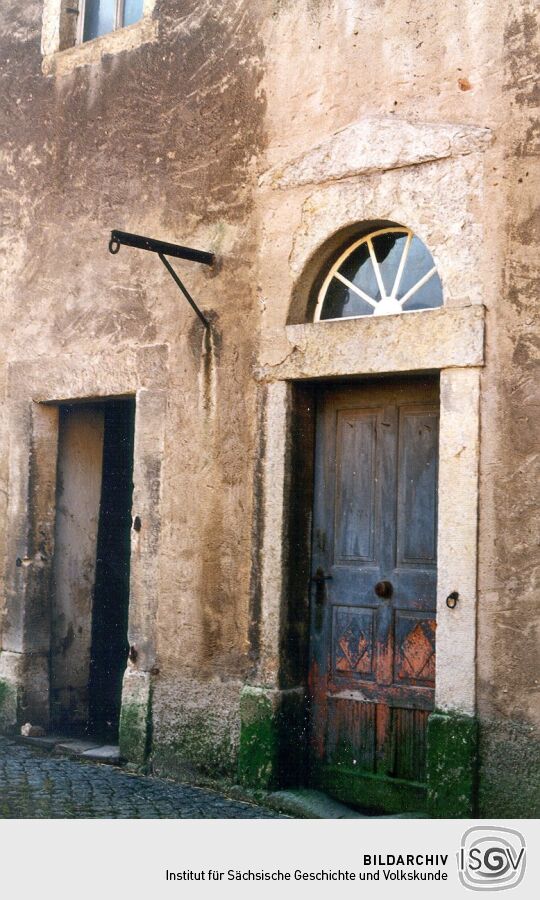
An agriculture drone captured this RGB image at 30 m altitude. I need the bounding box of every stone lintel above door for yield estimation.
[258,304,485,381]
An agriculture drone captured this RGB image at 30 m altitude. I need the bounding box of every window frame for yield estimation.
[313,226,442,323]
[41,0,158,75]
[76,0,140,44]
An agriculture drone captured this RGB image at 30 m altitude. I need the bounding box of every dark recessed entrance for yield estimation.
[88,400,135,740]
[50,399,135,741]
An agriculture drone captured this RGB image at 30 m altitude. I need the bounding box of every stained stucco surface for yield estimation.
[0,0,267,752]
[0,0,538,813]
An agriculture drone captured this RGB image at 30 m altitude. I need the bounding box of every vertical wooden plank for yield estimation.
[326,698,376,772]
[378,403,398,576]
[375,702,392,774]
[391,708,429,781]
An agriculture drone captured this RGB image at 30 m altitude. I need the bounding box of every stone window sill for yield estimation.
[42,16,158,78]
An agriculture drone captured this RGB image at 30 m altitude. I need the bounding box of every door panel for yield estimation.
[309,378,439,813]
[397,408,438,565]
[332,605,376,677]
[334,410,378,562]
[394,613,436,685]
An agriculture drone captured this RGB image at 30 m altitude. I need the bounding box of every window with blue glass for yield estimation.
[81,0,144,43]
[314,227,443,321]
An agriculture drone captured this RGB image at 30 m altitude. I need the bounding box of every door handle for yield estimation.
[374,580,393,599]
[311,568,331,632]
[311,567,333,586]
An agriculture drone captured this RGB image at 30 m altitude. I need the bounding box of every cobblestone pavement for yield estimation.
[0,737,281,819]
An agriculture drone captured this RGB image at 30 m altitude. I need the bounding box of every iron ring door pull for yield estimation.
[374,580,393,599]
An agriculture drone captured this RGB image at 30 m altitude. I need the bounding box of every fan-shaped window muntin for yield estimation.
[314,227,443,322]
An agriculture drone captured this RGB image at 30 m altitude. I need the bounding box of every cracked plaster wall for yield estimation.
[0,0,538,808]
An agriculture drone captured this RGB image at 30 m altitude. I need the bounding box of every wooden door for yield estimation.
[308,377,439,813]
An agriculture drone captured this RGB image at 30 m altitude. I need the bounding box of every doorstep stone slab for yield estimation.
[81,745,121,764]
[267,789,369,819]
[15,734,64,750]
[54,740,100,756]
[267,789,426,819]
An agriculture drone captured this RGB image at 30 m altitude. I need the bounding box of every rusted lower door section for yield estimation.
[309,378,439,812]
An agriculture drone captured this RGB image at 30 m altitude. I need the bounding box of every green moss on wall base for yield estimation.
[152,712,236,783]
[119,700,151,765]
[315,764,426,814]
[238,688,277,789]
[428,713,540,818]
[238,685,306,791]
[119,669,153,765]
[427,710,477,818]
[0,678,18,733]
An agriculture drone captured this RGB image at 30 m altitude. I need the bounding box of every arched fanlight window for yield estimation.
[314,227,443,321]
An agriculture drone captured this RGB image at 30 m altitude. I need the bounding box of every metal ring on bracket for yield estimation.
[446,591,459,609]
[108,238,120,254]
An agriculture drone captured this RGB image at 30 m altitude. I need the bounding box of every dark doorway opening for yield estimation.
[88,400,135,741]
[50,398,135,742]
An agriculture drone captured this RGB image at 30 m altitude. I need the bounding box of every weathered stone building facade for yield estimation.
[0,0,538,817]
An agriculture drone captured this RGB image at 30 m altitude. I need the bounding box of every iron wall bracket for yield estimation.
[108,229,214,328]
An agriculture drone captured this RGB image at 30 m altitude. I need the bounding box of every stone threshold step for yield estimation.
[16,734,121,765]
[265,788,427,820]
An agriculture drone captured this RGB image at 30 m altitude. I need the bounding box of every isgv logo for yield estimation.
[458,827,526,891]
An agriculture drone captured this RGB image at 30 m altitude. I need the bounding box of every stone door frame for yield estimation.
[241,304,484,815]
[0,344,168,762]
